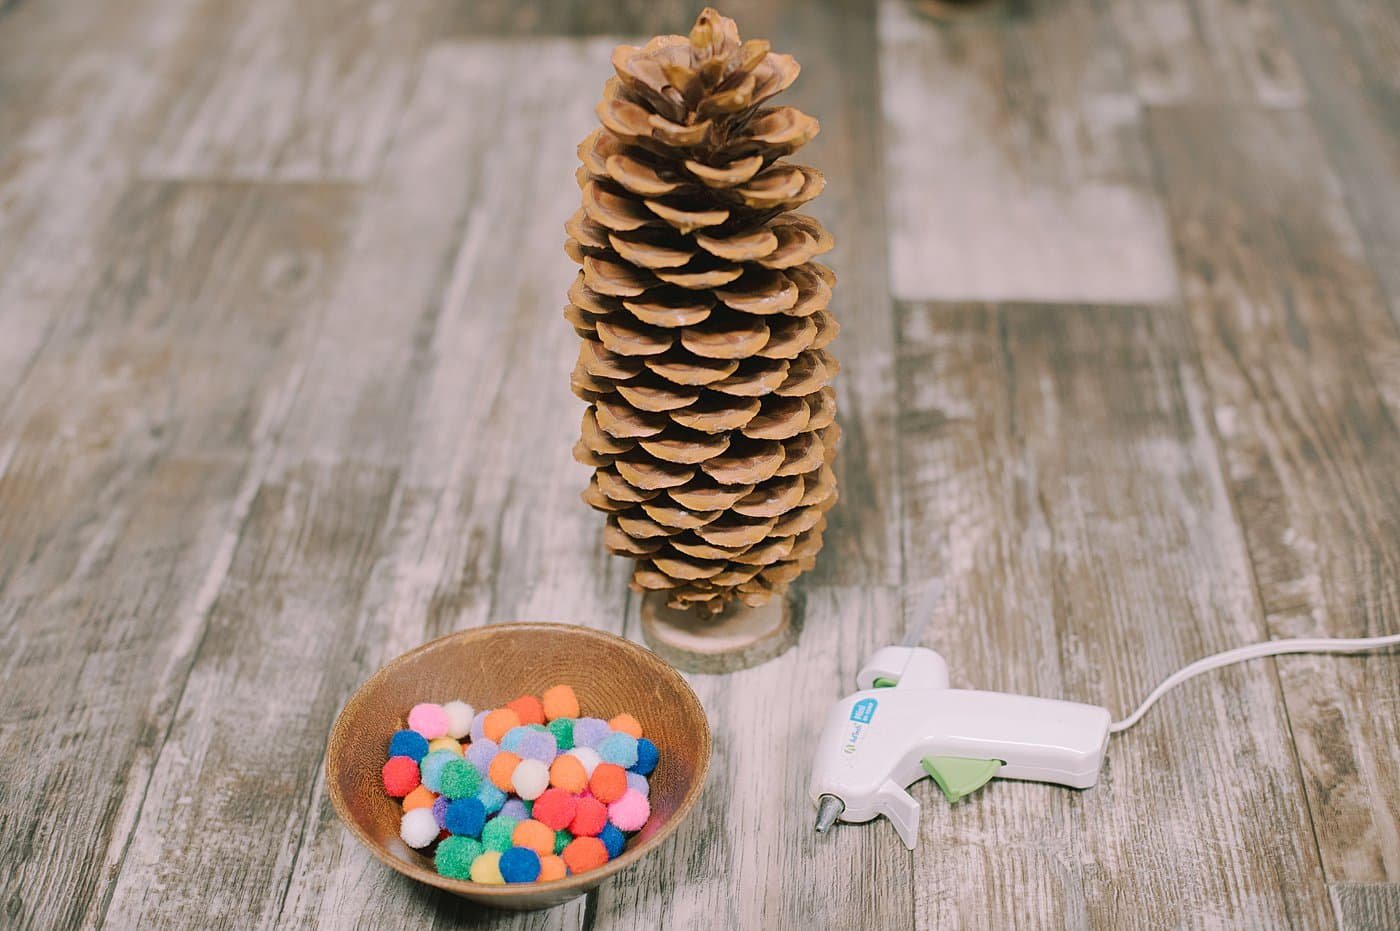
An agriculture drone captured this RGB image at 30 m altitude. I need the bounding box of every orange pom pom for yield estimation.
[483,708,521,743]
[402,785,436,812]
[609,713,643,739]
[506,695,546,726]
[589,763,627,804]
[512,818,556,856]
[488,751,522,791]
[539,854,567,881]
[542,685,580,721]
[549,755,588,793]
[562,836,608,874]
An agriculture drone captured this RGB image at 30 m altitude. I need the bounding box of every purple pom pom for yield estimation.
[572,717,612,749]
[465,738,499,771]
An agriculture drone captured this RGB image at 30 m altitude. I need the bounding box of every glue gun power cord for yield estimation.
[1109,633,1400,734]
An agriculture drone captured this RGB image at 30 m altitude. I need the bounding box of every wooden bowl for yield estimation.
[326,623,711,911]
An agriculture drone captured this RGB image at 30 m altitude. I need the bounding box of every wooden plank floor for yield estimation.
[1,0,1396,928]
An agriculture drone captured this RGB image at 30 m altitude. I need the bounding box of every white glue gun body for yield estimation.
[809,646,1110,848]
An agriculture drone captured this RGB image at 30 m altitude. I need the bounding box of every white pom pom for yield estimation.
[400,808,439,849]
[512,759,550,800]
[442,700,475,740]
[567,747,602,777]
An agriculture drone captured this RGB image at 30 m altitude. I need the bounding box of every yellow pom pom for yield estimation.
[470,850,505,884]
[428,737,464,756]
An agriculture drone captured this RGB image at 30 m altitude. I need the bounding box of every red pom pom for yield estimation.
[382,756,420,797]
[570,796,608,836]
[533,788,579,831]
[562,836,608,874]
[507,695,546,726]
[589,763,627,804]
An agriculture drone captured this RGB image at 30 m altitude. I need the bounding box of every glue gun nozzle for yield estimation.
[814,795,845,834]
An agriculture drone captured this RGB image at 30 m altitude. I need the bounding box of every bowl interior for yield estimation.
[326,623,710,907]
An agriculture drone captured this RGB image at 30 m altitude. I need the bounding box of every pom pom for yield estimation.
[539,854,567,881]
[547,717,574,751]
[567,747,602,777]
[625,771,650,798]
[483,708,521,743]
[512,818,555,856]
[469,709,489,743]
[435,836,483,879]
[512,759,550,800]
[597,732,638,769]
[572,718,612,749]
[403,785,437,812]
[570,797,608,836]
[381,756,420,797]
[442,700,475,739]
[428,737,463,756]
[500,726,531,753]
[550,756,588,793]
[444,797,486,837]
[500,798,531,821]
[439,759,483,799]
[481,816,520,853]
[631,738,659,776]
[561,837,608,874]
[432,794,451,828]
[488,751,521,791]
[554,829,573,854]
[542,685,580,721]
[500,846,542,883]
[608,789,651,832]
[599,823,625,859]
[517,730,558,764]
[609,713,643,739]
[532,788,579,831]
[464,738,499,772]
[589,763,627,804]
[477,782,506,815]
[507,695,546,726]
[420,748,461,792]
[469,850,505,884]
[400,807,439,848]
[389,729,430,761]
[408,703,451,740]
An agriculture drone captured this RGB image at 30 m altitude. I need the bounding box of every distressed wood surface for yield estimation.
[1,0,1398,928]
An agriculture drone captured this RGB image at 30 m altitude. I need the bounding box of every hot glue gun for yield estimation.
[808,646,1111,848]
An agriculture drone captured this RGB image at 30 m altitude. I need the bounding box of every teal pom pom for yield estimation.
[547,718,574,751]
[500,726,532,753]
[477,783,506,814]
[436,836,484,879]
[439,758,482,799]
[481,815,520,852]
[500,846,542,883]
[421,748,460,792]
[598,732,638,769]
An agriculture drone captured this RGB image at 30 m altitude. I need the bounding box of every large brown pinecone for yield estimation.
[564,8,840,615]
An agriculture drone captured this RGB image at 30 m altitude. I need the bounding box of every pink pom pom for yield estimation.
[607,789,650,832]
[408,703,451,739]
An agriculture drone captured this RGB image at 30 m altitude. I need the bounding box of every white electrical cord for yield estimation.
[1109,634,1400,734]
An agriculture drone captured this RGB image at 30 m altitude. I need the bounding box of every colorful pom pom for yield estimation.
[464,737,499,773]
[550,755,588,793]
[539,854,567,881]
[500,846,542,883]
[631,738,659,776]
[488,751,521,791]
[389,729,430,761]
[531,788,578,831]
[483,708,521,743]
[400,807,439,848]
[506,695,546,726]
[500,726,532,753]
[547,717,575,751]
[554,829,572,854]
[608,789,651,832]
[436,836,483,879]
[408,703,451,740]
[517,730,558,763]
[428,737,463,756]
[512,819,555,856]
[500,798,531,821]
[609,713,643,739]
[572,717,612,749]
[402,784,437,812]
[481,815,520,853]
[477,782,506,815]
[420,748,460,792]
[442,700,475,739]
[444,797,486,837]
[542,685,580,721]
[432,794,451,828]
[589,763,627,804]
[439,759,482,799]
[381,756,420,797]
[512,758,549,800]
[598,732,638,769]
[570,796,608,837]
[469,709,489,743]
[625,771,650,798]
[599,823,625,859]
[567,747,602,777]
[469,850,505,884]
[561,837,608,874]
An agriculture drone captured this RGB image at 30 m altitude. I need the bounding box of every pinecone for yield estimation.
[565,8,840,615]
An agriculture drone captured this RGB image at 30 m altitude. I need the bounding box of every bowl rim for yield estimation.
[325,622,711,901]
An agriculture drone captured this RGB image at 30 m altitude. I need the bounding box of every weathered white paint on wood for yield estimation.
[878,0,1178,304]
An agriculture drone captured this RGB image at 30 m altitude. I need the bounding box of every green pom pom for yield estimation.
[439,759,482,799]
[481,816,520,852]
[554,829,572,855]
[547,718,574,752]
[436,836,484,880]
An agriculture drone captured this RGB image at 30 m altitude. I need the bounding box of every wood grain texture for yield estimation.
[1332,883,1400,931]
[1149,105,1400,891]
[896,302,1332,928]
[878,0,1178,304]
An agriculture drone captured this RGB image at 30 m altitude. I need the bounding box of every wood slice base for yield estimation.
[639,591,798,674]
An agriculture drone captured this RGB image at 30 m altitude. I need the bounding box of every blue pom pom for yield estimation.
[499,846,542,883]
[389,729,430,761]
[420,748,460,792]
[630,738,659,776]
[599,823,625,859]
[444,797,486,837]
[598,732,638,769]
[477,782,506,815]
[500,798,530,821]
[500,726,532,753]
